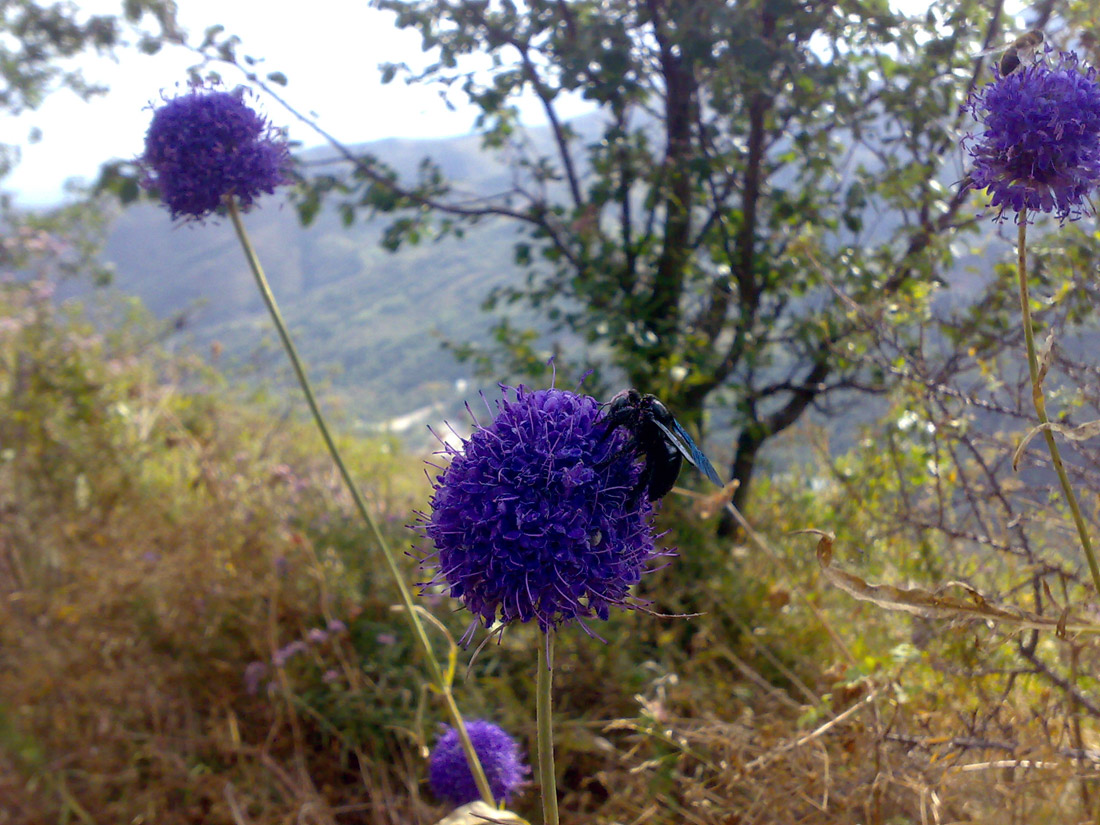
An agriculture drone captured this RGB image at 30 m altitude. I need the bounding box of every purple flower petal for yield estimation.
[964,50,1100,223]
[141,86,290,221]
[419,386,661,631]
[428,720,528,806]
[243,661,268,695]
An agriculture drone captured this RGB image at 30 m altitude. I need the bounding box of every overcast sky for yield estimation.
[1,0,1023,207]
[0,0,591,206]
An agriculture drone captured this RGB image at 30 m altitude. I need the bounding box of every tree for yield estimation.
[0,1,181,172]
[0,0,179,112]
[0,1,181,285]
[280,0,1053,512]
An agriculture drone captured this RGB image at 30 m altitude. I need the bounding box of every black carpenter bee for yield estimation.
[600,389,724,502]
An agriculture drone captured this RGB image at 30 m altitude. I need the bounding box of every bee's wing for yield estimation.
[652,418,725,487]
[974,32,1042,58]
[973,43,1008,58]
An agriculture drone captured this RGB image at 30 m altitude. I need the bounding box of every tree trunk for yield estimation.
[718,424,765,537]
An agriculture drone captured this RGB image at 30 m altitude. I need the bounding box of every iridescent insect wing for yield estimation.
[651,417,724,487]
[973,31,1042,58]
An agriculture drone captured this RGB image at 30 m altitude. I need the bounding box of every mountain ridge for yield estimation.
[101,130,536,430]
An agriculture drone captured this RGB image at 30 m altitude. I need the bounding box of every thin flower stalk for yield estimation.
[225,197,496,807]
[1015,213,1100,595]
[537,632,559,825]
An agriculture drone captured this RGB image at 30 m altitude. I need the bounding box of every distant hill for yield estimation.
[101,131,534,431]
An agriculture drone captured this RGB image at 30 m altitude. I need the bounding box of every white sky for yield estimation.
[0,0,592,206]
[0,0,1021,207]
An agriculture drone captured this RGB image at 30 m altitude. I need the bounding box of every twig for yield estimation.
[744,693,878,772]
[885,732,1100,764]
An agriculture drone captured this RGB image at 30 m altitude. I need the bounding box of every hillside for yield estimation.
[101,132,532,429]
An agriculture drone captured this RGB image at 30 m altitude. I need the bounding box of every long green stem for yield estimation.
[537,632,559,825]
[1016,214,1100,596]
[225,197,494,806]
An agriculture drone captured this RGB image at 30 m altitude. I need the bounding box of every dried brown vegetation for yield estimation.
[3,278,1100,824]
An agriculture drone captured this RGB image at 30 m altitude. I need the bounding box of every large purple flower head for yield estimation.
[964,51,1100,222]
[141,86,290,221]
[428,720,528,806]
[420,385,662,633]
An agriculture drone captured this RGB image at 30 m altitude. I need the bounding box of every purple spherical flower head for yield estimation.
[141,87,290,221]
[964,50,1100,223]
[420,386,662,633]
[429,720,528,806]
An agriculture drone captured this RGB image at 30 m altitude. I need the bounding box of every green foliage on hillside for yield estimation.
[101,168,535,424]
[0,276,439,820]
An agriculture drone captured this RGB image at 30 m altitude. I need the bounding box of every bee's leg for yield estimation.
[621,458,652,507]
[594,435,630,468]
[597,405,634,441]
[593,412,633,467]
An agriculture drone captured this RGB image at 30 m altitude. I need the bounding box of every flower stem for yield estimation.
[537,632,559,825]
[1016,213,1100,596]
[224,197,495,806]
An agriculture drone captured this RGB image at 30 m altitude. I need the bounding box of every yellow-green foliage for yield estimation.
[0,281,435,822]
[2,281,1096,824]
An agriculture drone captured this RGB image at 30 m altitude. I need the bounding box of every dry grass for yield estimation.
[567,683,1098,824]
[3,282,1100,824]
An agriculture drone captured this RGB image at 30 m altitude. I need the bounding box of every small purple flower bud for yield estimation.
[428,720,528,806]
[243,661,268,695]
[273,640,308,667]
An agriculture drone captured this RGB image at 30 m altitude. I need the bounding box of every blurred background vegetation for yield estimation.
[8,0,1100,823]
